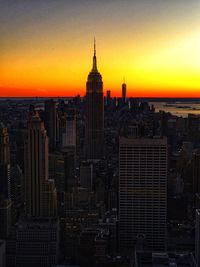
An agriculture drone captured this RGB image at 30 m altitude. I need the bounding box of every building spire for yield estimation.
[92,38,97,71]
[94,37,96,56]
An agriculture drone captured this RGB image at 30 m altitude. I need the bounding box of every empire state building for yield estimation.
[85,41,104,159]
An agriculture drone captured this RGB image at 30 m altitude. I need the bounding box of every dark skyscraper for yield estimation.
[85,40,104,159]
[106,90,111,106]
[24,113,57,217]
[122,78,126,104]
[44,99,58,151]
[0,123,10,200]
[0,123,12,239]
[119,137,167,252]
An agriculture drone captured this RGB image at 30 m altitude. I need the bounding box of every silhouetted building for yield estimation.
[0,199,12,239]
[24,113,57,217]
[63,147,76,192]
[94,230,109,266]
[79,228,98,267]
[0,124,12,239]
[62,109,76,149]
[188,114,200,143]
[0,123,11,200]
[196,209,200,266]
[80,161,93,191]
[106,90,111,106]
[122,79,126,104]
[45,99,58,151]
[119,137,167,252]
[15,218,59,267]
[85,40,104,160]
[0,240,6,267]
[193,150,200,195]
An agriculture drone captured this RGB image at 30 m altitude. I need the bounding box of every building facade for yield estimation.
[15,218,59,267]
[119,137,168,252]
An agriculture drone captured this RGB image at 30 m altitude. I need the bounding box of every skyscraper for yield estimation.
[15,218,59,267]
[106,90,111,106]
[85,40,104,160]
[0,240,5,267]
[122,78,126,104]
[192,150,200,195]
[24,112,57,217]
[119,137,167,252]
[44,99,58,151]
[0,123,11,200]
[62,109,76,149]
[0,124,12,239]
[195,209,200,266]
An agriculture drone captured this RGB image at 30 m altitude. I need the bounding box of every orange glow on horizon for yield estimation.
[1,1,200,97]
[1,85,200,98]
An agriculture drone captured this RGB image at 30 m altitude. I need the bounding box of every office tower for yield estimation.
[15,218,59,267]
[0,240,6,267]
[196,209,200,266]
[49,148,76,214]
[80,161,93,191]
[49,152,66,193]
[63,147,76,192]
[24,112,57,217]
[106,90,111,106]
[122,78,126,104]
[0,123,11,199]
[119,137,168,252]
[192,150,200,194]
[10,165,24,221]
[50,148,76,194]
[62,109,76,149]
[0,199,12,239]
[188,114,200,143]
[94,230,109,266]
[44,99,58,151]
[80,228,99,266]
[85,40,104,159]
[0,124,12,239]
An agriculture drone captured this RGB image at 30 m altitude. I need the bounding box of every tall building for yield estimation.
[122,78,126,104]
[192,150,200,195]
[0,240,6,267]
[106,90,111,106]
[44,99,58,151]
[85,40,104,160]
[24,113,57,217]
[0,124,12,239]
[196,209,200,267]
[0,123,11,200]
[62,109,76,149]
[15,218,59,267]
[80,161,93,191]
[0,199,12,239]
[119,137,168,252]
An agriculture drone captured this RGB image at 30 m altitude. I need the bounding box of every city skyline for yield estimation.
[1,0,200,97]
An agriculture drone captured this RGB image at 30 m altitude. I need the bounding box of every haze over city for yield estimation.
[1,0,200,97]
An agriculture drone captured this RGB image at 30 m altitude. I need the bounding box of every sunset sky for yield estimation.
[1,0,200,97]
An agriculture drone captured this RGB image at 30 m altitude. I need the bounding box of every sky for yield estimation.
[1,0,200,97]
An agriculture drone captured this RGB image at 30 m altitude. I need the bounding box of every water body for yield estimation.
[149,101,200,118]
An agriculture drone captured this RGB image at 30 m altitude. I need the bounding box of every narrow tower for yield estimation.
[0,123,10,199]
[24,113,57,217]
[85,40,104,159]
[122,77,126,104]
[0,123,12,239]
